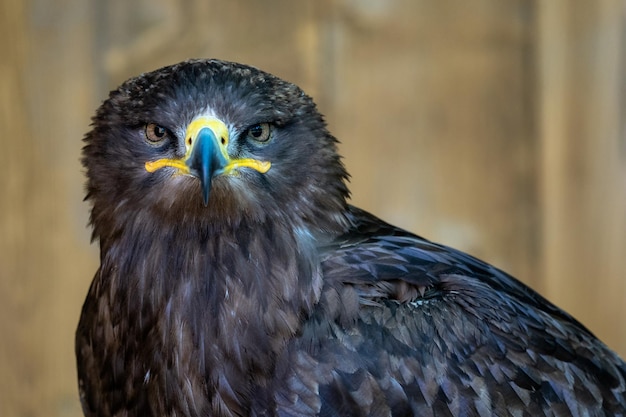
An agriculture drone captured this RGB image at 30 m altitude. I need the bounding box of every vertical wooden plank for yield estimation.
[0,1,99,416]
[99,0,324,96]
[539,0,626,354]
[331,0,540,285]
[0,2,34,415]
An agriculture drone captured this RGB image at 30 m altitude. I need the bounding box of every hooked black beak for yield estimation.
[186,127,228,205]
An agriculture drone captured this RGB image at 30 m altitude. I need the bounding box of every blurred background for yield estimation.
[1,0,625,415]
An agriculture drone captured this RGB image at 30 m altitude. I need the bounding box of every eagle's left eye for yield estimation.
[245,123,271,143]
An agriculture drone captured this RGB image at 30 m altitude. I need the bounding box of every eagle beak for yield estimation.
[145,117,271,206]
[186,123,228,205]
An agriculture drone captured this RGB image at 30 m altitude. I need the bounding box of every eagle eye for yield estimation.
[145,123,170,144]
[245,123,271,143]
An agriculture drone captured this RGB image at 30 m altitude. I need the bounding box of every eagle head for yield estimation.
[83,59,350,242]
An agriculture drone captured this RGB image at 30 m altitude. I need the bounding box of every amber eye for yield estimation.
[245,123,271,143]
[145,123,170,144]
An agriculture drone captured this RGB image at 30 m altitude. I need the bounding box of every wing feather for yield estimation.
[278,206,626,416]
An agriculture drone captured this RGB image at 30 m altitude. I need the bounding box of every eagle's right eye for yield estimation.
[145,123,170,144]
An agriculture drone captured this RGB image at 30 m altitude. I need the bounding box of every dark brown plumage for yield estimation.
[76,59,626,417]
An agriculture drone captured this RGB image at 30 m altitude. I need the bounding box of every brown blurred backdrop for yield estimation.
[1,0,625,416]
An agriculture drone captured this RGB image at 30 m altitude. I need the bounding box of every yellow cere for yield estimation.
[184,117,231,160]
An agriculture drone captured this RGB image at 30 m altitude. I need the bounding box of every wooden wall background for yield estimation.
[1,0,624,415]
